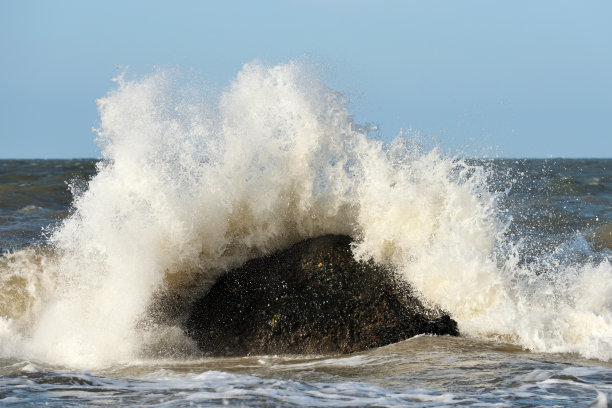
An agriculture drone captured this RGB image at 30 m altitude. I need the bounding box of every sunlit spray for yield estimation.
[0,61,610,368]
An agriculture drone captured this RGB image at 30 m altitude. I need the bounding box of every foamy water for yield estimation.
[2,336,611,406]
[0,61,611,381]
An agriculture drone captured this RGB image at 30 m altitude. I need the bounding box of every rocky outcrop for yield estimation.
[184,235,458,356]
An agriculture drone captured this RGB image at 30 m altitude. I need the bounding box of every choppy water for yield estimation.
[1,336,611,406]
[1,62,611,406]
[0,160,97,252]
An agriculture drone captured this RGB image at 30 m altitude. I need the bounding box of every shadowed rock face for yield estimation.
[184,235,458,356]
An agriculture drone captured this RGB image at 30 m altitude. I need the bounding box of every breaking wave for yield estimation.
[0,61,610,368]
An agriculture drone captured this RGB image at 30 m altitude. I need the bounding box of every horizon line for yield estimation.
[1,156,611,161]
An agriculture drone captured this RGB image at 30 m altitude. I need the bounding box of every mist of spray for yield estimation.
[0,61,610,368]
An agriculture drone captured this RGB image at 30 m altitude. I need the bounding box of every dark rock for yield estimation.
[184,235,458,356]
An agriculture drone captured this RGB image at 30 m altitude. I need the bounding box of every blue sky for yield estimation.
[1,0,610,158]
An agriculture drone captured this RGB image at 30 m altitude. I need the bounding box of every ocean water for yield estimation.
[1,62,611,406]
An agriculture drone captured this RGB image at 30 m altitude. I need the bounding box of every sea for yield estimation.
[1,62,611,406]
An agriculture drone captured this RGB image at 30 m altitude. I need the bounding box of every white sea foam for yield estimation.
[1,366,609,407]
[0,61,611,367]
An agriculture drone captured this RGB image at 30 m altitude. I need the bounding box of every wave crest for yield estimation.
[0,61,611,367]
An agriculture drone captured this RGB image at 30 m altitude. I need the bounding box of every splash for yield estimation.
[0,61,611,367]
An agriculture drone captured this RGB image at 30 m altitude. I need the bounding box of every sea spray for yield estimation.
[0,61,611,368]
[1,62,366,367]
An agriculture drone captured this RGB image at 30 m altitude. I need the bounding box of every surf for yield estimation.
[0,61,610,368]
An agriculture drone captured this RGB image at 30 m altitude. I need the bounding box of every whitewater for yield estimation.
[0,61,611,406]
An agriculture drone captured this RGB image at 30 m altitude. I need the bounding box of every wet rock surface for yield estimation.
[184,235,458,356]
